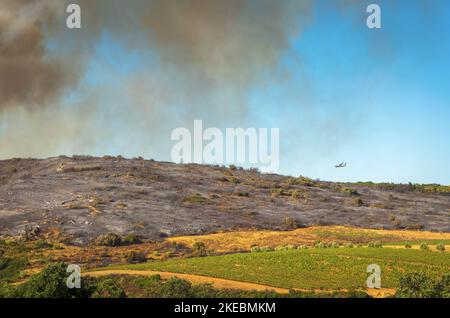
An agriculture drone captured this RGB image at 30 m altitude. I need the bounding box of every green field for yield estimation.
[106,248,450,290]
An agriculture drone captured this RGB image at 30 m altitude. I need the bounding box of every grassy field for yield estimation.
[103,247,450,291]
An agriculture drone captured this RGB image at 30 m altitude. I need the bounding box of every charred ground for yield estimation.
[0,156,449,245]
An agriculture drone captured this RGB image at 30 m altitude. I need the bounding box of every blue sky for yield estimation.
[16,0,450,185]
[246,0,450,184]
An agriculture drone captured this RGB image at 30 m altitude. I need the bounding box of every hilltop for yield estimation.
[0,156,449,245]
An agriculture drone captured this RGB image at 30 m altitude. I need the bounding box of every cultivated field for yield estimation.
[100,247,450,291]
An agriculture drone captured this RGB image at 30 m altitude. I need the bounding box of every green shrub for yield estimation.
[0,257,8,271]
[397,272,440,298]
[345,243,354,248]
[92,278,126,298]
[436,273,450,298]
[159,277,193,298]
[34,240,53,249]
[250,246,261,253]
[122,234,141,245]
[260,246,274,252]
[420,243,429,251]
[405,244,412,249]
[15,263,90,298]
[95,233,122,247]
[0,282,14,298]
[436,244,446,252]
[0,257,28,281]
[368,241,383,248]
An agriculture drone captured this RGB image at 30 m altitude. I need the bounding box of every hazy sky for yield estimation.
[1,0,449,184]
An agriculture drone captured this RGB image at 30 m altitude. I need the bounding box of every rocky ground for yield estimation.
[0,156,449,245]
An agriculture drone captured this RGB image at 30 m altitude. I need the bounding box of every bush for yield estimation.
[251,245,274,252]
[0,282,14,298]
[125,251,147,264]
[420,243,429,251]
[15,263,91,298]
[34,240,53,249]
[282,217,303,230]
[92,278,126,298]
[271,188,285,197]
[397,272,445,298]
[290,190,309,200]
[341,187,359,196]
[406,223,425,231]
[95,233,122,247]
[436,273,450,298]
[0,257,8,271]
[315,242,328,249]
[351,198,364,207]
[436,244,446,252]
[182,194,207,204]
[159,277,193,298]
[122,234,141,245]
[0,257,28,281]
[192,242,207,257]
[368,241,383,248]
[405,244,412,249]
[345,243,354,248]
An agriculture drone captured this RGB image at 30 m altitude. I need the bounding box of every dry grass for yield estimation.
[166,226,450,253]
